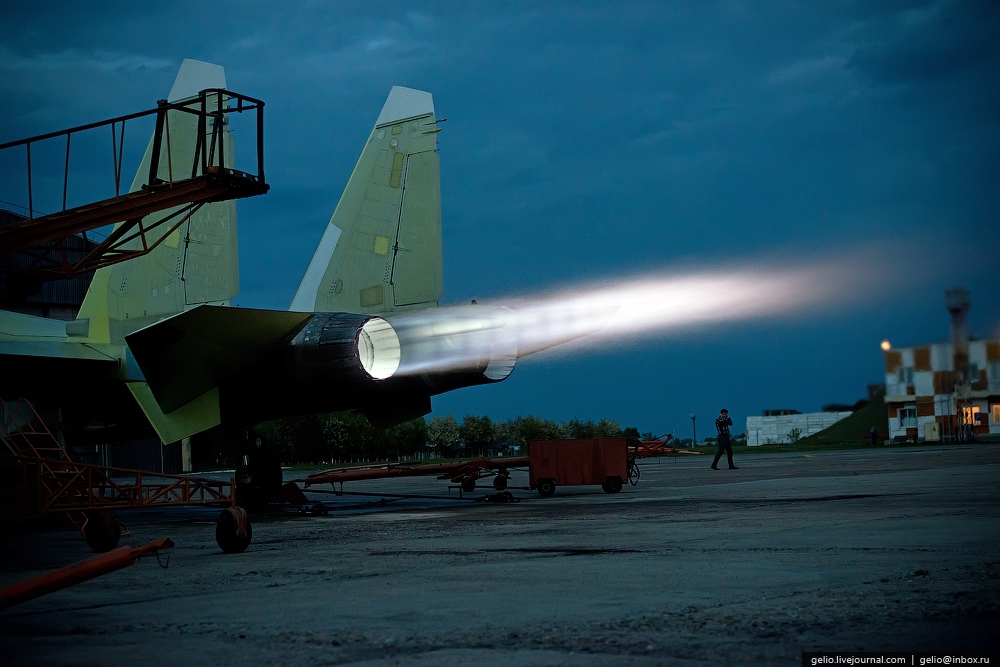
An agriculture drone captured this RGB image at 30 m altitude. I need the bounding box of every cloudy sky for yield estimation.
[2,1,997,437]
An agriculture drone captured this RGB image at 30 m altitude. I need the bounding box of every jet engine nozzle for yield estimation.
[357,317,401,379]
[288,313,401,385]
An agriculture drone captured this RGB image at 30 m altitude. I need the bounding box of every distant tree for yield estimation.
[382,417,429,461]
[282,415,327,464]
[787,427,802,443]
[459,414,499,457]
[559,418,622,439]
[595,418,623,438]
[427,414,461,457]
[560,418,587,439]
[506,415,561,449]
[322,411,376,462]
[623,426,641,443]
[493,420,514,446]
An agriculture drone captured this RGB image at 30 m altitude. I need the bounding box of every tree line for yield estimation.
[246,412,639,466]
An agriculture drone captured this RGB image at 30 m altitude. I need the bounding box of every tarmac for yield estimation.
[1,444,998,666]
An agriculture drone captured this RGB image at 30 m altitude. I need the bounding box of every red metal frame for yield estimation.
[0,537,174,609]
[3,456,235,514]
[1,398,235,524]
[0,89,268,281]
[299,457,529,493]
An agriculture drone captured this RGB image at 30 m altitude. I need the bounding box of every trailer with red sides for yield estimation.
[528,438,628,496]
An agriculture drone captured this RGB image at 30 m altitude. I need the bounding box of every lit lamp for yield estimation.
[880,340,891,351]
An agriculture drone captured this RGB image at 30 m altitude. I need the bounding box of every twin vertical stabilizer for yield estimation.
[290,86,444,315]
[77,59,239,347]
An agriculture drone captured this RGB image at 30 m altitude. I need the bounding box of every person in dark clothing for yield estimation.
[869,426,878,446]
[711,408,738,470]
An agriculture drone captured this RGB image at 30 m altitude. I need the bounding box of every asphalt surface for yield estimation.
[2,445,999,666]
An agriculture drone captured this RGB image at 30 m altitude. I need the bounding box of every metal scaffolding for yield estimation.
[0,89,268,281]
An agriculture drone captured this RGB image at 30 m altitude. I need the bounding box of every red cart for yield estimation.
[528,438,629,496]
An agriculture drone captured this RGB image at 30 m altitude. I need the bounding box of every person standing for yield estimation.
[711,408,738,470]
[870,426,879,446]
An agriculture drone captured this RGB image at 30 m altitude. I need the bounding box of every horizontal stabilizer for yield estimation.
[0,309,116,362]
[125,305,312,413]
[128,383,222,444]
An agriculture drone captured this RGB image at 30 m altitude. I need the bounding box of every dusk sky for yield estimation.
[2,1,997,438]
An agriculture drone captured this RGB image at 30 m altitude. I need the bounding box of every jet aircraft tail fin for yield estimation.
[78,59,239,346]
[290,86,443,315]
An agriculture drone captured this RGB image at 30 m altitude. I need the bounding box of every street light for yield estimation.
[690,413,697,446]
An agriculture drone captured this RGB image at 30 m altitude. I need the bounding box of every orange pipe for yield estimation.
[0,537,174,609]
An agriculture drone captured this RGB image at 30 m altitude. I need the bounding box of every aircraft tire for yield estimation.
[216,507,252,554]
[537,479,556,497]
[603,477,623,494]
[83,510,121,552]
[461,477,477,493]
[492,475,508,491]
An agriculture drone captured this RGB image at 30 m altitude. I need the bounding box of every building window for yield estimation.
[967,363,979,381]
[960,406,980,425]
[899,407,917,428]
[991,405,1000,425]
[897,367,914,384]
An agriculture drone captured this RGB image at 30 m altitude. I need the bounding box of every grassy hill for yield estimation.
[795,392,889,446]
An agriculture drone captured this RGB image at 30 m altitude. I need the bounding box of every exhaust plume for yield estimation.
[387,253,877,377]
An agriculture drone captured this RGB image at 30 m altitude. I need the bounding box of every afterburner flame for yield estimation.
[388,255,875,377]
[357,317,400,379]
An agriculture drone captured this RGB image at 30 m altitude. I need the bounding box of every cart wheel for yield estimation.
[216,507,253,554]
[461,477,477,493]
[603,477,623,494]
[537,479,556,497]
[492,475,508,491]
[83,510,121,553]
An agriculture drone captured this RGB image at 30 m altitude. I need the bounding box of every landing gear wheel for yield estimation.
[492,475,508,491]
[216,507,252,554]
[84,510,121,552]
[537,479,556,497]
[602,477,623,494]
[461,477,477,493]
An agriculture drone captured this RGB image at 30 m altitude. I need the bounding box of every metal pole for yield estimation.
[63,134,71,211]
[256,101,265,183]
[26,143,33,219]
[690,413,696,446]
[149,101,166,186]
[111,122,119,197]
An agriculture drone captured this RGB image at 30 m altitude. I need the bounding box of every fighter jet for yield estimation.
[0,60,517,449]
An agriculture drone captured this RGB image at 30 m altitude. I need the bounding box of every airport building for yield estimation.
[883,338,1000,442]
[746,410,853,446]
[882,289,1000,443]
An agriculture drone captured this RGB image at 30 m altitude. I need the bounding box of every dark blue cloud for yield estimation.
[846,0,1000,82]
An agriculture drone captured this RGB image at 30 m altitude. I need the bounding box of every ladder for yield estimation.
[0,398,69,461]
